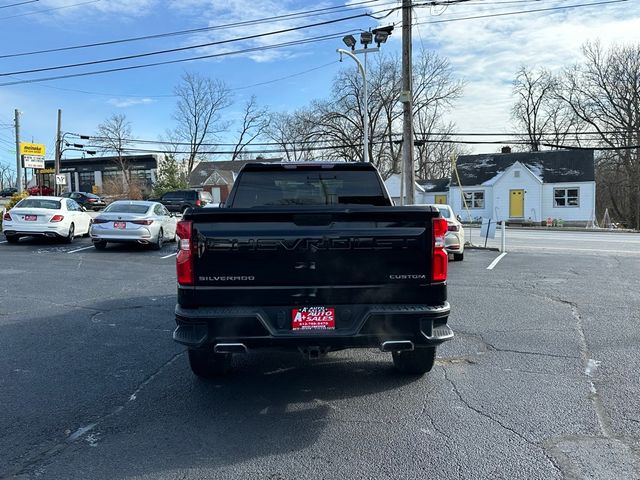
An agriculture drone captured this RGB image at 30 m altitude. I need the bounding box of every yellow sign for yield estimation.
[39,168,55,174]
[19,142,46,156]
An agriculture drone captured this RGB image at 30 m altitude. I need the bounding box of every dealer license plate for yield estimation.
[114,222,126,229]
[24,215,37,221]
[292,306,335,331]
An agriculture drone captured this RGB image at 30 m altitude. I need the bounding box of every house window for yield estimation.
[554,187,579,207]
[462,191,485,209]
[514,170,520,178]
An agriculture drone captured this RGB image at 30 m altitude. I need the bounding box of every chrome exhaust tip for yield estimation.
[214,343,248,354]
[380,340,415,352]
[137,239,149,245]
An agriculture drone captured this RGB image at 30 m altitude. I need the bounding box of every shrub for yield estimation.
[6,191,29,210]
[1,191,29,232]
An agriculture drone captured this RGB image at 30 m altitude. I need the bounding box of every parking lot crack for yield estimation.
[0,351,185,479]
[441,366,563,476]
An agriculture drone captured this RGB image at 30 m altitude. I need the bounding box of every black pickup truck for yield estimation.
[173,162,452,376]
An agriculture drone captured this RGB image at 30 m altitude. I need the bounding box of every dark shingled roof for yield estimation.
[452,150,594,186]
[188,158,282,186]
[416,178,450,192]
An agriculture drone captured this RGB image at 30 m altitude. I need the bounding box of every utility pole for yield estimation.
[55,109,62,196]
[401,0,415,205]
[14,109,22,193]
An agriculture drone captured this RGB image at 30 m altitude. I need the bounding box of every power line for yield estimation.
[67,130,633,149]
[0,0,38,9]
[0,0,100,20]
[0,32,350,86]
[0,7,391,77]
[4,60,341,98]
[0,0,624,86]
[411,0,629,25]
[0,0,390,59]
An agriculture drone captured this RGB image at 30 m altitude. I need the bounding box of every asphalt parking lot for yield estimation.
[1,233,640,479]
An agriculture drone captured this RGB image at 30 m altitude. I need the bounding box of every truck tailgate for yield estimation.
[182,207,441,307]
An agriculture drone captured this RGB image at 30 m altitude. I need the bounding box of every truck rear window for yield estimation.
[232,171,389,207]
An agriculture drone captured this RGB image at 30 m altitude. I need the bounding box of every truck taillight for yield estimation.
[50,215,64,223]
[448,224,459,232]
[3,212,11,221]
[432,217,448,282]
[176,220,194,285]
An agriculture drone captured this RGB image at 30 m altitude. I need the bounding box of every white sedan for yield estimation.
[2,196,92,244]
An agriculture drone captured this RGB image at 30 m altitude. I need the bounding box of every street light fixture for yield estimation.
[360,31,372,47]
[342,35,356,50]
[336,27,393,163]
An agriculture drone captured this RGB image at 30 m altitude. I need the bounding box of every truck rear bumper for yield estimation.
[174,303,452,350]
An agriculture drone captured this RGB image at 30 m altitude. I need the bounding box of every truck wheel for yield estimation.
[392,347,436,375]
[188,349,231,377]
[453,252,464,261]
[5,235,19,244]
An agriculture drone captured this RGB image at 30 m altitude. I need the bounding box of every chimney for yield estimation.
[501,146,511,154]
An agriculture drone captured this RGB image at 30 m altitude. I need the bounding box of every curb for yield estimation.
[464,245,500,252]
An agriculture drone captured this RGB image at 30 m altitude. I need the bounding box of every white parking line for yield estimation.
[68,245,94,254]
[487,252,507,270]
[0,241,6,244]
[161,252,177,259]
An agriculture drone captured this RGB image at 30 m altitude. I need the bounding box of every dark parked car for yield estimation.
[0,187,17,197]
[27,185,54,196]
[61,192,107,211]
[156,190,213,214]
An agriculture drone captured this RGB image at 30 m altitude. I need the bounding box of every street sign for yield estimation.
[480,217,497,239]
[55,174,67,186]
[22,155,45,169]
[19,143,46,156]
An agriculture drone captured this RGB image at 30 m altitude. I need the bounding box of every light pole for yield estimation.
[337,27,392,163]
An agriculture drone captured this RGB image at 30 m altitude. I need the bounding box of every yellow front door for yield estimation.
[509,190,524,218]
[435,195,447,205]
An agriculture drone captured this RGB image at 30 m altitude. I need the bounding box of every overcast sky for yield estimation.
[0,0,638,169]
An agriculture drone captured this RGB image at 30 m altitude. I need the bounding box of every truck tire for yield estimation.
[392,347,436,375]
[188,349,231,377]
[453,252,464,261]
[5,234,19,244]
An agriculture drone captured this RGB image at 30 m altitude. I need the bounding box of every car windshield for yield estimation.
[104,203,151,214]
[15,199,61,210]
[436,206,451,218]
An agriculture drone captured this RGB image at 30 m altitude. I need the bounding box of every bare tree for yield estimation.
[265,110,316,162]
[95,113,133,188]
[0,164,15,189]
[511,66,556,151]
[173,72,232,173]
[231,95,270,161]
[555,41,640,228]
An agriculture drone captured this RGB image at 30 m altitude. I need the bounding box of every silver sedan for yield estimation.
[90,200,177,250]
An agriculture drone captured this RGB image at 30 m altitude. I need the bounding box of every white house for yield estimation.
[384,174,450,205]
[450,149,595,226]
[384,173,425,205]
[416,178,450,205]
